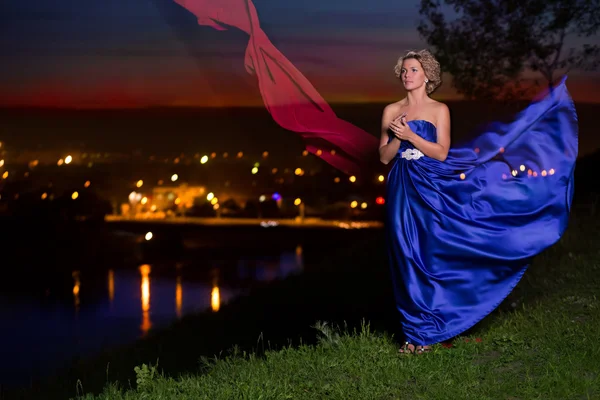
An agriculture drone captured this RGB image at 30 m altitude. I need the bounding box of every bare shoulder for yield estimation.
[383,99,406,116]
[428,98,449,114]
[425,100,449,126]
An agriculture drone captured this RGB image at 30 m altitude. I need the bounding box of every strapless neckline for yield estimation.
[407,119,437,130]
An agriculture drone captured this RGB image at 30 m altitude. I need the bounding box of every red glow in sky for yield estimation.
[0,0,599,109]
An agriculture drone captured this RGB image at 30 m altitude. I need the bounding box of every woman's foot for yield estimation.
[398,341,416,354]
[416,345,432,354]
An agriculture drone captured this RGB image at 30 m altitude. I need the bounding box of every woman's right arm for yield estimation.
[379,105,402,165]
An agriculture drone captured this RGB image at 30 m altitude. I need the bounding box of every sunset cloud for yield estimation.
[0,0,598,108]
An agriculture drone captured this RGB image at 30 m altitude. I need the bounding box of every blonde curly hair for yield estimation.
[394,49,442,95]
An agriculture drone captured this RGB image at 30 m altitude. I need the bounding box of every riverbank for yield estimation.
[6,196,600,400]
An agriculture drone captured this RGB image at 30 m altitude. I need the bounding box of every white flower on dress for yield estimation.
[401,149,424,160]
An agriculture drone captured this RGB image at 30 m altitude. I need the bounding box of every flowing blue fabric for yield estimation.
[385,77,578,345]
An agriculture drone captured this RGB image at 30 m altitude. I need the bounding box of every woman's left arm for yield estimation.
[407,104,451,162]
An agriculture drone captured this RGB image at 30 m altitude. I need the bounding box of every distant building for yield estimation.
[152,183,207,209]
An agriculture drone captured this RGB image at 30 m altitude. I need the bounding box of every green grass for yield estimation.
[65,198,600,400]
[82,307,599,400]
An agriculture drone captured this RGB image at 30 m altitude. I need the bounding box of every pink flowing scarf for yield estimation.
[172,0,379,176]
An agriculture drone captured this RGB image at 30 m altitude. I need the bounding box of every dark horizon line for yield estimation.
[4,100,599,112]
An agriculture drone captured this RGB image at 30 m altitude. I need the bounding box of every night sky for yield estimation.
[1,0,600,109]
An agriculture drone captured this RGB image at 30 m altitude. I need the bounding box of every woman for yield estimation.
[379,50,578,354]
[169,0,577,351]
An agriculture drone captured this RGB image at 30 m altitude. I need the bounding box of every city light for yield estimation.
[2,171,7,179]
[0,160,4,167]
[145,232,153,241]
[9,137,425,226]
[520,165,525,172]
[129,191,142,203]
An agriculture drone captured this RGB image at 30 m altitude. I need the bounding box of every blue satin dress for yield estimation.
[386,77,578,346]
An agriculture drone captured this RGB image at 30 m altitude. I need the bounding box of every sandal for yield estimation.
[416,345,432,354]
[398,341,416,355]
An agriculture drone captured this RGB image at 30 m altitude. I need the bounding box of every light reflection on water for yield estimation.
[140,264,152,335]
[1,245,304,386]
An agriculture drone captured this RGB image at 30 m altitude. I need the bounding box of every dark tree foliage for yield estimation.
[418,0,600,99]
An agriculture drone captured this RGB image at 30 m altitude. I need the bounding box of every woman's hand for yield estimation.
[389,115,415,141]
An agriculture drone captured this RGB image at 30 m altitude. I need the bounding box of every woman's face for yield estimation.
[400,58,427,92]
